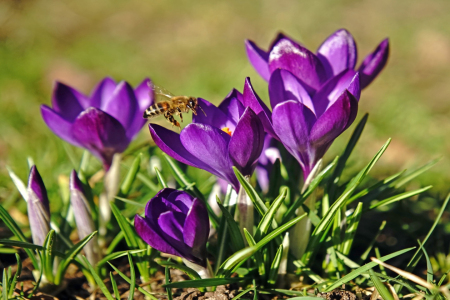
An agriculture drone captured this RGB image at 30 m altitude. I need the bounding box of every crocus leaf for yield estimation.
[165,263,173,300]
[218,213,307,276]
[154,258,201,280]
[341,202,363,255]
[55,231,97,285]
[255,187,287,241]
[394,157,440,188]
[120,153,142,196]
[233,167,268,217]
[216,196,246,251]
[243,228,265,277]
[360,221,386,262]
[268,244,283,285]
[0,239,45,251]
[323,247,415,292]
[154,167,167,188]
[97,249,146,267]
[162,277,247,289]
[302,139,390,264]
[42,230,55,284]
[8,253,22,298]
[6,166,28,202]
[110,272,120,300]
[127,252,136,300]
[83,256,115,300]
[0,201,38,268]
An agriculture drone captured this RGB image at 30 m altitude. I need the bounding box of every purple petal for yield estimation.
[41,105,81,147]
[192,98,236,131]
[183,198,209,263]
[51,82,87,121]
[269,69,314,113]
[317,29,357,77]
[145,189,176,221]
[358,38,389,89]
[310,90,358,156]
[245,39,270,81]
[228,108,265,176]
[218,89,245,125]
[158,211,185,241]
[134,78,155,112]
[28,166,50,214]
[272,101,317,178]
[27,193,50,246]
[149,124,215,173]
[167,190,194,214]
[312,70,359,117]
[268,39,327,93]
[89,77,117,108]
[100,81,139,130]
[72,107,129,168]
[242,78,278,140]
[135,215,184,258]
[180,123,239,190]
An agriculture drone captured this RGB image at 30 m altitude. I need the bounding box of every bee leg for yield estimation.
[187,104,198,115]
[176,107,183,123]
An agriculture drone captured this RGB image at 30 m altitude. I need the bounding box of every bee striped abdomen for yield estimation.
[143,102,170,118]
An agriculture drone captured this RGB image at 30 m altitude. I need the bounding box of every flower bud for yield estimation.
[27,166,50,246]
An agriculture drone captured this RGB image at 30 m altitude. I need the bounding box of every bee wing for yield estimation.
[148,82,174,100]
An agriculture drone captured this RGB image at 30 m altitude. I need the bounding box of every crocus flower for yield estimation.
[149,90,265,191]
[246,29,389,89]
[41,77,154,169]
[134,188,209,267]
[242,72,360,182]
[70,170,100,265]
[27,166,50,246]
[255,135,282,193]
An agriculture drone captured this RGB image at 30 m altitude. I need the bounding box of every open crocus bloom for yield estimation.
[134,188,209,267]
[243,71,360,182]
[149,93,265,191]
[246,28,389,89]
[41,77,153,169]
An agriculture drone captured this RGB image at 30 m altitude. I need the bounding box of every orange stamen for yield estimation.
[221,127,232,136]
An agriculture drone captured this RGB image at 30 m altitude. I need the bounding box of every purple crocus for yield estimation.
[27,166,50,246]
[149,91,265,191]
[134,188,209,267]
[246,29,389,89]
[255,135,282,193]
[242,72,360,182]
[70,170,99,265]
[41,77,154,169]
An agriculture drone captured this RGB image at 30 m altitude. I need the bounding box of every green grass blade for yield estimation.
[0,204,39,269]
[6,166,28,202]
[360,221,386,262]
[323,247,415,292]
[82,256,115,300]
[231,288,253,300]
[162,277,246,289]
[97,250,145,267]
[136,173,159,192]
[8,253,22,298]
[255,187,287,241]
[335,251,362,269]
[243,228,265,277]
[233,167,268,217]
[418,241,433,284]
[108,263,159,300]
[114,196,146,207]
[268,244,283,285]
[369,269,395,300]
[2,267,9,300]
[216,196,245,251]
[110,272,120,300]
[165,263,173,300]
[120,153,142,196]
[127,253,136,300]
[154,258,201,280]
[394,158,441,188]
[341,202,363,255]
[111,203,139,248]
[0,239,44,251]
[369,186,432,210]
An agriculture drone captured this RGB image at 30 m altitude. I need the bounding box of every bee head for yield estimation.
[188,97,197,108]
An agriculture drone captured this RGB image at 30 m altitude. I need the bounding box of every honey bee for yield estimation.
[143,84,206,128]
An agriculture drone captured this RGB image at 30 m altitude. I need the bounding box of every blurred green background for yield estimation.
[1,0,450,201]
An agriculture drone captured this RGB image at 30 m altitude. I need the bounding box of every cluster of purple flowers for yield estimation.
[40,29,388,267]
